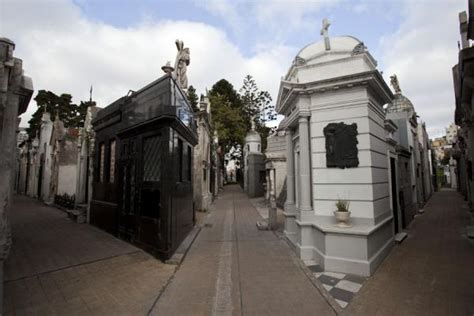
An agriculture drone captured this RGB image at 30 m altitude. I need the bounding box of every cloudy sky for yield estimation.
[1,0,465,137]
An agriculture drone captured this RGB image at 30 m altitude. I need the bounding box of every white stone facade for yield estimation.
[193,96,213,211]
[276,34,395,276]
[0,37,33,310]
[75,106,101,221]
[243,129,262,193]
[37,113,54,203]
[264,130,287,205]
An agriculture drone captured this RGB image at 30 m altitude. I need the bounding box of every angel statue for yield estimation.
[390,74,402,94]
[174,39,190,89]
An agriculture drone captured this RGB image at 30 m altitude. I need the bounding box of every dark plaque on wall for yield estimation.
[323,122,359,168]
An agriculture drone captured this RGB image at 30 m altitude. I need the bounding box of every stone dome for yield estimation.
[296,36,364,61]
[245,130,261,143]
[387,93,415,114]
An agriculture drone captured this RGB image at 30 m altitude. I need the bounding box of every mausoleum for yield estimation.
[276,21,395,276]
[90,41,198,260]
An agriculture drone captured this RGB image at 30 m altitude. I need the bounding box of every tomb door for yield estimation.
[137,131,164,249]
[118,138,138,241]
[390,157,399,234]
[38,154,44,198]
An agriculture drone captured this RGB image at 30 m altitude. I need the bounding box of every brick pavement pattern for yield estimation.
[345,189,474,316]
[151,185,336,315]
[4,195,176,315]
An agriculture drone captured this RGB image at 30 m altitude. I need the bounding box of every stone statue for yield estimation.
[174,39,190,89]
[320,18,331,51]
[390,74,402,94]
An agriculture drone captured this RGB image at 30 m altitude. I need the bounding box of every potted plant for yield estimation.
[334,199,352,228]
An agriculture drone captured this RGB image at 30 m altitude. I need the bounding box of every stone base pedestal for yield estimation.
[292,215,394,276]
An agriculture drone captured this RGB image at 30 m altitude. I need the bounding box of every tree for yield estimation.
[209,93,247,151]
[186,85,199,112]
[26,90,93,139]
[239,75,277,151]
[441,149,451,165]
[209,79,241,109]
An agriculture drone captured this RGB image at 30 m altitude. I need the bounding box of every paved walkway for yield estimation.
[151,185,335,315]
[345,189,474,315]
[4,195,176,315]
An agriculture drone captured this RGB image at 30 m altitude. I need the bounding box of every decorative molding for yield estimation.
[351,42,367,56]
[294,56,307,66]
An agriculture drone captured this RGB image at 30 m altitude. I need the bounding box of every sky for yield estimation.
[1,0,466,138]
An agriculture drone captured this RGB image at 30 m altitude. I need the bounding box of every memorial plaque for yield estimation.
[323,122,359,168]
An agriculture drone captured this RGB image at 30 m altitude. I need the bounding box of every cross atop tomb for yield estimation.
[320,18,331,51]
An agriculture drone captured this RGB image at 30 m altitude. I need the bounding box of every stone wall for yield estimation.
[193,107,212,211]
[247,153,265,198]
[265,131,287,207]
[0,37,33,310]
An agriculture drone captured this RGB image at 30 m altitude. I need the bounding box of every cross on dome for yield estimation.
[320,18,331,50]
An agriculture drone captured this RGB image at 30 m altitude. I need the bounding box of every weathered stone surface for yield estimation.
[0,38,33,311]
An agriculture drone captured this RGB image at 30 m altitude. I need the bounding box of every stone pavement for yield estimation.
[344,189,474,315]
[151,185,336,315]
[4,195,176,315]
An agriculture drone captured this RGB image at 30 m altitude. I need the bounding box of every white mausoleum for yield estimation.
[276,25,395,276]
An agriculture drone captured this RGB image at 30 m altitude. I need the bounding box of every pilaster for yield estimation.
[298,113,312,216]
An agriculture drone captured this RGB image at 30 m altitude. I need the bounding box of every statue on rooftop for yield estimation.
[390,74,402,94]
[174,40,190,89]
[320,18,331,51]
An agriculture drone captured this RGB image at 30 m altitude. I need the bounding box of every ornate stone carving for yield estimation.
[173,40,190,89]
[351,42,367,55]
[323,122,359,168]
[294,56,306,66]
[390,74,402,94]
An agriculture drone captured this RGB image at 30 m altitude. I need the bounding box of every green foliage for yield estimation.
[187,85,199,112]
[26,90,94,139]
[210,93,247,151]
[210,79,241,109]
[239,75,277,151]
[209,76,276,153]
[440,149,451,165]
[335,199,350,212]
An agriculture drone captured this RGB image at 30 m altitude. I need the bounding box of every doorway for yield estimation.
[390,157,399,234]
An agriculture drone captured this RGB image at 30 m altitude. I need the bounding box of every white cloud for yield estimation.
[195,0,342,44]
[2,0,295,127]
[379,0,465,138]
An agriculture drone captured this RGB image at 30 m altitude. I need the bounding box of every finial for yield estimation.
[161,61,174,75]
[390,74,402,94]
[320,18,331,51]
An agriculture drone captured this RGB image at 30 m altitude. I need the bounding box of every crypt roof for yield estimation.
[387,93,415,114]
[245,130,261,143]
[296,36,364,62]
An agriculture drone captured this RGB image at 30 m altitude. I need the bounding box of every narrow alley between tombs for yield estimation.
[151,184,335,315]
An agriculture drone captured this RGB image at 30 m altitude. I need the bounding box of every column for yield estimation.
[298,114,312,213]
[284,128,296,212]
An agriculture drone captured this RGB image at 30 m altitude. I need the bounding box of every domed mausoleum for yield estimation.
[276,20,396,276]
[243,123,264,197]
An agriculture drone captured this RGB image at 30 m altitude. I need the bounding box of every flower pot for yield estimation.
[333,211,352,228]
